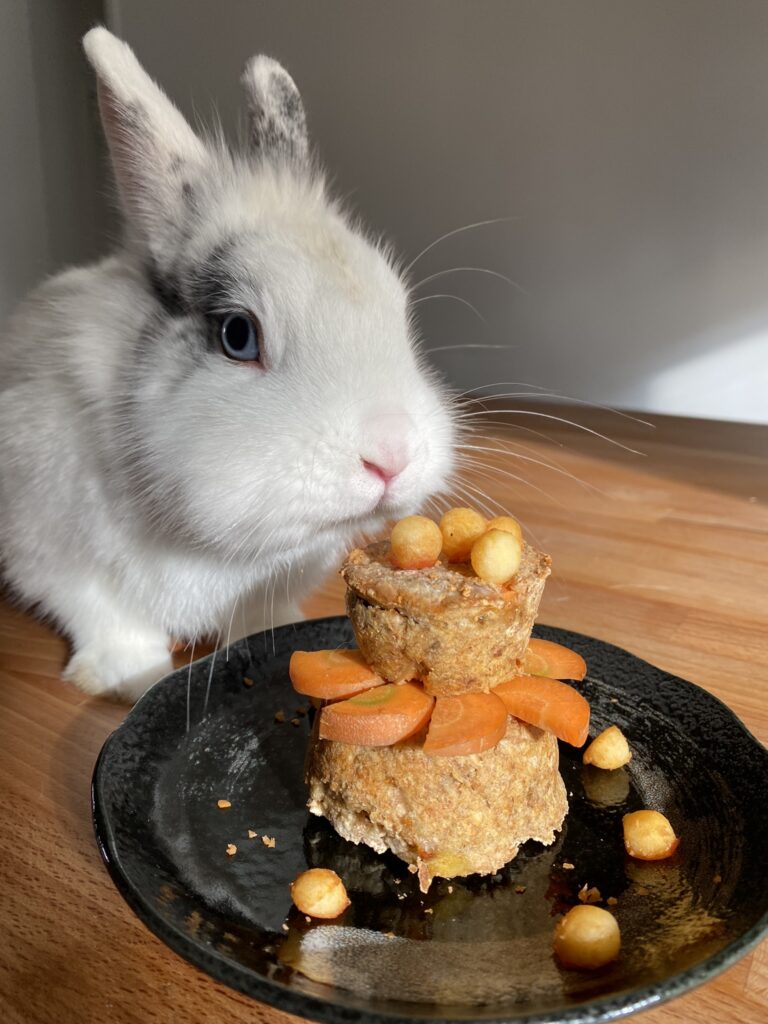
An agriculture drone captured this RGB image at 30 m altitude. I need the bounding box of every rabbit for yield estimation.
[0,27,455,702]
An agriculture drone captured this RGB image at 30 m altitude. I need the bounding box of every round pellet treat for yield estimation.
[553,905,621,969]
[470,528,522,584]
[439,507,487,562]
[486,515,523,543]
[290,868,350,919]
[623,810,679,861]
[583,725,632,770]
[390,515,443,569]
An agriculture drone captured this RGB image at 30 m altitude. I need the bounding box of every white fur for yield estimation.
[0,29,455,701]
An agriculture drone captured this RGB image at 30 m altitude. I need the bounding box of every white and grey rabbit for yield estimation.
[0,28,454,701]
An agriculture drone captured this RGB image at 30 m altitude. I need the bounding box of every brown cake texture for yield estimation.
[306,716,567,893]
[341,540,551,695]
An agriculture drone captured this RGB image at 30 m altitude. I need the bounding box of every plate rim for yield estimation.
[92,615,768,1024]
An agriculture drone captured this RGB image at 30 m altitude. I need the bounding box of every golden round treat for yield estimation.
[306,716,567,892]
[486,515,523,543]
[342,540,551,695]
[553,905,621,969]
[470,528,522,584]
[439,507,487,562]
[390,515,443,569]
[622,810,679,860]
[583,725,632,770]
[290,868,350,919]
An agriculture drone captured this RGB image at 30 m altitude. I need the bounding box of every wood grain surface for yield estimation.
[1,406,766,1024]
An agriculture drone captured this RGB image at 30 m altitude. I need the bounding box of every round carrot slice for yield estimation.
[318,682,434,746]
[523,638,587,681]
[289,649,384,700]
[493,674,590,747]
[423,692,508,757]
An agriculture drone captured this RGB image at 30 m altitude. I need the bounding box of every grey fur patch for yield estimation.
[243,59,309,163]
[147,263,185,317]
[186,239,239,312]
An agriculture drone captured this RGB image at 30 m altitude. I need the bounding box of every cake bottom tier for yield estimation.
[306,717,567,892]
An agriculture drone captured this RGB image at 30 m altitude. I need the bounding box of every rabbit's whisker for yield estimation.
[457,441,600,494]
[456,408,645,456]
[454,454,567,508]
[202,629,222,717]
[404,216,519,276]
[411,266,525,295]
[411,294,487,325]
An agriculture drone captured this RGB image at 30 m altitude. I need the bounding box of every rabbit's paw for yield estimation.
[63,638,173,703]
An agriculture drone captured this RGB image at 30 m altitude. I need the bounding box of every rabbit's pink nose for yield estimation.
[360,411,413,485]
[361,454,408,484]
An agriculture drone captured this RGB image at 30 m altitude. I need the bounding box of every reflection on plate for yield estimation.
[92,617,768,1023]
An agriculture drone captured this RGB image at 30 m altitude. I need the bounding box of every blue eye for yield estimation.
[220,312,262,362]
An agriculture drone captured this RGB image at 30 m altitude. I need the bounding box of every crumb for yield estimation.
[609,696,619,703]
[290,718,301,726]
[282,923,289,932]
[394,878,401,885]
[447,885,454,894]
[243,676,255,687]
[226,844,237,857]
[713,874,722,884]
[424,908,433,915]
[247,829,257,839]
[562,862,575,870]
[274,710,286,723]
[217,799,231,809]
[578,884,602,904]
[397,893,406,900]
[607,896,619,906]
[407,864,418,874]
[305,915,312,923]
[383,932,396,939]
[295,707,308,717]
[262,835,276,848]
[515,885,526,894]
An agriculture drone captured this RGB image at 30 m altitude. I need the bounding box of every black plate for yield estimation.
[92,618,768,1023]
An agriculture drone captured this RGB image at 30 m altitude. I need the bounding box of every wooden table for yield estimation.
[1,406,767,1024]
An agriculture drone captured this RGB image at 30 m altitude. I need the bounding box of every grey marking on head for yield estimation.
[146,261,185,317]
[186,238,240,312]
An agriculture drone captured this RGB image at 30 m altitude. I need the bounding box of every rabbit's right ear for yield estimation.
[83,28,207,258]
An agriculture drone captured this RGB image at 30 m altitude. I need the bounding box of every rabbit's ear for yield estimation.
[241,56,309,164]
[83,28,207,252]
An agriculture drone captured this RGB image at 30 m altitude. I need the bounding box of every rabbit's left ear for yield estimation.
[241,56,309,164]
[83,27,207,255]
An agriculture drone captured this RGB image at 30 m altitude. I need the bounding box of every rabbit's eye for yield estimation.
[220,313,262,362]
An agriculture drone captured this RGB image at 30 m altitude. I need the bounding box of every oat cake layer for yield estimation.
[306,715,567,892]
[341,540,551,695]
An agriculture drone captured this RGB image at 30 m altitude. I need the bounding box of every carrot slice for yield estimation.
[522,638,587,681]
[423,692,508,757]
[318,682,434,746]
[289,649,384,700]
[493,674,590,746]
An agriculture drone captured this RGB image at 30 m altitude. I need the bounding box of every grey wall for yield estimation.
[6,1,768,423]
[0,0,109,323]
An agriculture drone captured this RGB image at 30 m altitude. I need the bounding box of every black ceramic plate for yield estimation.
[92,618,768,1023]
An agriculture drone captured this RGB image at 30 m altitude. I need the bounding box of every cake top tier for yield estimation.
[341,539,551,616]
